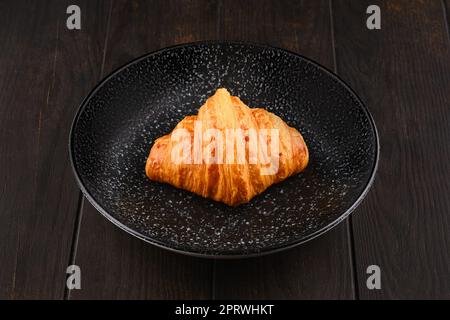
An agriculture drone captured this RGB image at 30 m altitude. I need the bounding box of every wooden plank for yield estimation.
[214,0,355,299]
[0,0,109,299]
[70,0,219,299]
[333,0,450,299]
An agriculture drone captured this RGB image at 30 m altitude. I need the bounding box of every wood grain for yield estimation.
[333,0,450,299]
[0,0,109,298]
[445,0,450,38]
[213,0,355,299]
[70,0,219,299]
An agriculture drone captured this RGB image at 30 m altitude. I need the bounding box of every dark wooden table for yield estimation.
[1,0,449,300]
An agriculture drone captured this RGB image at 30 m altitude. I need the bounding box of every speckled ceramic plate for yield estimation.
[70,42,379,258]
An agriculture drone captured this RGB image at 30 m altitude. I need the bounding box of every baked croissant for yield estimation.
[145,88,308,206]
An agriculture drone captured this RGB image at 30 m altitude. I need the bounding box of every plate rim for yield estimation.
[68,40,380,259]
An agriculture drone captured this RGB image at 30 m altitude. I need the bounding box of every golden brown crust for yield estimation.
[145,88,309,206]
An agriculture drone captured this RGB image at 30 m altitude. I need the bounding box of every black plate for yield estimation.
[70,42,379,258]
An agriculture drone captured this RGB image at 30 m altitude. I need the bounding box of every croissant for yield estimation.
[145,88,308,206]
